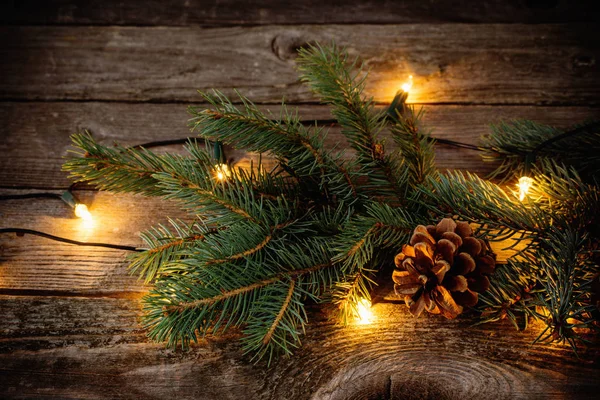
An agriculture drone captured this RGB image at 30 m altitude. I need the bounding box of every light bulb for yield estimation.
[401,75,413,93]
[517,176,534,201]
[74,203,93,221]
[356,298,374,325]
[214,163,230,181]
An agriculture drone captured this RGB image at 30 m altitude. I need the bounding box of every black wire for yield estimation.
[519,121,600,171]
[128,138,193,150]
[531,121,600,156]
[430,137,487,152]
[425,119,600,154]
[0,193,62,201]
[0,228,142,252]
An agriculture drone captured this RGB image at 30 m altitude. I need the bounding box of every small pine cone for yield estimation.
[393,218,496,319]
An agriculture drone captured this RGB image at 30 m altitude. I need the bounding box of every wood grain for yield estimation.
[2,0,599,26]
[1,3,599,397]
[0,295,145,352]
[1,101,598,188]
[0,298,597,399]
[1,24,598,104]
[0,342,263,400]
[0,190,191,292]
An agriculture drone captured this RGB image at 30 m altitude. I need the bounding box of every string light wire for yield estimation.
[0,228,141,251]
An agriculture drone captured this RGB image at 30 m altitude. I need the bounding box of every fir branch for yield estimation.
[296,43,405,199]
[262,278,297,346]
[532,225,599,351]
[189,91,361,204]
[423,171,550,236]
[128,219,216,283]
[526,160,600,224]
[482,120,600,181]
[390,107,438,189]
[242,279,306,364]
[61,42,600,362]
[63,132,169,195]
[476,259,540,329]
[162,262,332,314]
[154,150,295,227]
[296,43,381,152]
[206,233,273,265]
[333,271,375,325]
[333,202,416,272]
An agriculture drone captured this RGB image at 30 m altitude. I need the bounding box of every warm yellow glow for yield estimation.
[214,163,231,181]
[401,75,413,93]
[517,176,534,201]
[74,203,93,221]
[356,298,374,325]
[74,203,94,229]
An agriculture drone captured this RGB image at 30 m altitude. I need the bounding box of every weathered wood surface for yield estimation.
[1,295,145,352]
[1,24,599,104]
[2,3,600,399]
[1,297,598,399]
[2,102,598,188]
[3,0,600,25]
[0,190,187,292]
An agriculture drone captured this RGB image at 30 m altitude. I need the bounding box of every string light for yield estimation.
[401,75,413,94]
[0,228,140,251]
[61,191,93,223]
[517,176,534,201]
[387,75,414,119]
[214,163,231,181]
[211,140,232,182]
[74,203,93,221]
[356,298,374,325]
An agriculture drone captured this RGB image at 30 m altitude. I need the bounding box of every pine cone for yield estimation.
[392,218,496,319]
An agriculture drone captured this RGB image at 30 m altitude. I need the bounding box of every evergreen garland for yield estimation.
[63,43,599,363]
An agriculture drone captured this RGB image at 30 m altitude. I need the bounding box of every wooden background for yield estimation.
[1,1,599,398]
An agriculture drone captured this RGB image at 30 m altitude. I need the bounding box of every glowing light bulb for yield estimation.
[214,163,230,181]
[356,298,374,325]
[517,176,534,201]
[74,203,93,221]
[401,75,413,93]
[74,203,94,229]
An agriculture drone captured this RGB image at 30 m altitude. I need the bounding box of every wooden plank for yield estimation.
[0,343,263,400]
[0,295,145,352]
[1,101,598,188]
[0,24,598,104]
[0,191,189,292]
[0,298,597,399]
[2,0,599,26]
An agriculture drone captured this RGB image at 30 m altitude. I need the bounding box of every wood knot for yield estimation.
[312,352,545,400]
[271,32,313,61]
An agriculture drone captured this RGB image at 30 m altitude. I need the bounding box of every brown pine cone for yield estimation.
[392,218,496,319]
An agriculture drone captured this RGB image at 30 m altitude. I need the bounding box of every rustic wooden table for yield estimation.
[1,1,599,398]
